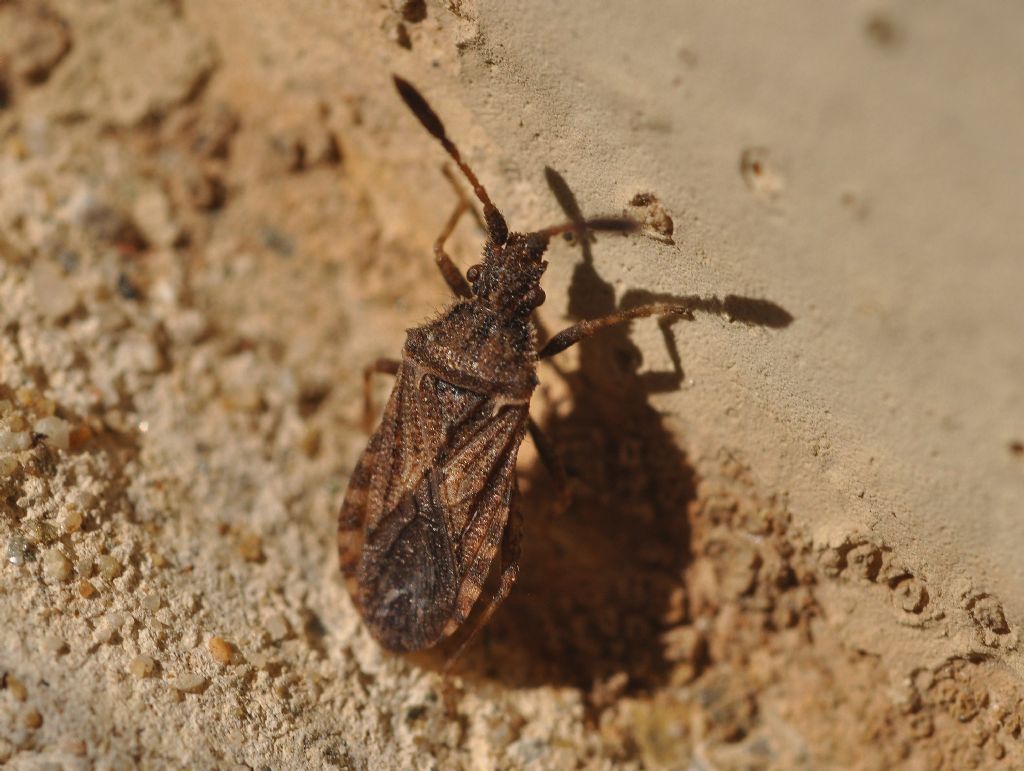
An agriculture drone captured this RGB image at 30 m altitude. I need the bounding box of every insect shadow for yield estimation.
[457,168,794,697]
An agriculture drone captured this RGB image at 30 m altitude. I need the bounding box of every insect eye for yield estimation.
[466,264,481,283]
[525,287,546,309]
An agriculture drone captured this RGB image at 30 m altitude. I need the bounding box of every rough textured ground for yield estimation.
[1,1,1022,769]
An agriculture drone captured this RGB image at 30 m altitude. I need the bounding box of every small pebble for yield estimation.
[97,554,123,580]
[16,388,55,416]
[264,613,289,640]
[68,423,92,451]
[133,188,179,248]
[249,652,268,670]
[226,385,263,413]
[165,309,208,344]
[4,673,28,701]
[30,260,78,317]
[141,593,161,612]
[23,520,56,545]
[300,428,321,458]
[117,273,142,301]
[0,431,31,452]
[41,636,66,656]
[238,533,264,562]
[34,416,71,451]
[78,555,94,577]
[23,708,43,730]
[61,508,83,534]
[115,334,162,374]
[629,192,675,243]
[128,655,155,678]
[60,737,87,756]
[208,636,234,665]
[78,578,97,598]
[42,547,72,582]
[95,612,123,643]
[173,673,207,693]
[6,535,28,566]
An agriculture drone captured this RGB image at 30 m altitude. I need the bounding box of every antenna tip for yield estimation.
[393,75,447,142]
[392,74,412,94]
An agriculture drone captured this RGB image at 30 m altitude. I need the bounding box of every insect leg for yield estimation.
[362,358,401,433]
[434,164,489,298]
[527,417,570,514]
[537,303,694,360]
[444,495,523,672]
[434,196,473,298]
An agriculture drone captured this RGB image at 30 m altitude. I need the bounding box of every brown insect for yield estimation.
[338,76,691,657]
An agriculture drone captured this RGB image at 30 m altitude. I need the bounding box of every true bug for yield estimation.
[338,76,692,657]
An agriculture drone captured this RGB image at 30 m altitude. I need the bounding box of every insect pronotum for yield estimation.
[338,76,692,659]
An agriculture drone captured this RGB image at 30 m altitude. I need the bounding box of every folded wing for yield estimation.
[342,362,527,652]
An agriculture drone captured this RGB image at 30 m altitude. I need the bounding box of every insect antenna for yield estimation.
[532,217,639,240]
[393,76,508,244]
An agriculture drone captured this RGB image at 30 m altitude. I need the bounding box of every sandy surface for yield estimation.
[1,0,1022,768]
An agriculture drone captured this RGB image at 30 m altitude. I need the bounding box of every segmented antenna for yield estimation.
[393,76,508,244]
[533,217,639,240]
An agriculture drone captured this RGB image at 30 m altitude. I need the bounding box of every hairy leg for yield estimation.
[434,199,473,298]
[538,303,693,359]
[434,165,487,298]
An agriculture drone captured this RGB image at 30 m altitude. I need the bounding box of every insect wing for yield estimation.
[434,401,525,640]
[338,364,440,609]
[340,362,526,651]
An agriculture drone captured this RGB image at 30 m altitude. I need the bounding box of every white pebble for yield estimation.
[42,547,72,582]
[265,613,289,640]
[115,334,162,374]
[5,536,28,566]
[34,416,71,451]
[31,261,79,320]
[128,655,155,678]
[61,508,83,534]
[133,189,179,248]
[173,673,207,693]
[97,554,123,580]
[165,309,208,344]
[95,612,123,643]
[41,636,66,656]
[0,431,31,453]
